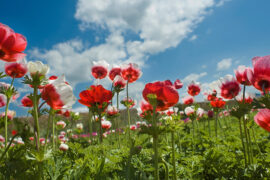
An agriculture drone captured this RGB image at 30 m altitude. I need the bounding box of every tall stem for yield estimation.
[88,108,93,142]
[215,111,218,138]
[98,111,103,143]
[171,131,177,180]
[117,92,120,148]
[152,105,159,180]
[45,108,53,149]
[238,118,247,167]
[33,85,40,150]
[126,81,131,139]
[208,117,211,137]
[4,77,15,148]
[52,114,55,150]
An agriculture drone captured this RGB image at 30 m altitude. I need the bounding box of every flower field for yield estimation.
[0,22,270,179]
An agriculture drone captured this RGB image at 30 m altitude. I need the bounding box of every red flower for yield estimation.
[101,120,112,129]
[182,95,194,105]
[187,81,201,96]
[174,79,183,89]
[5,59,27,78]
[210,98,226,108]
[109,66,121,81]
[248,55,270,93]
[254,109,270,132]
[142,80,179,111]
[11,130,17,136]
[219,75,241,99]
[140,100,153,113]
[236,93,254,104]
[21,95,33,107]
[234,65,253,86]
[78,85,112,108]
[207,110,214,118]
[91,60,109,79]
[121,63,142,83]
[0,23,27,62]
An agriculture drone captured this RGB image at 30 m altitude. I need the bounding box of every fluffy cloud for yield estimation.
[217,58,232,71]
[182,72,207,84]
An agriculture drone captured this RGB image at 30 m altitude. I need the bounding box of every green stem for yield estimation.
[126,81,131,139]
[238,118,247,167]
[52,114,55,150]
[98,111,103,144]
[45,108,53,149]
[152,105,159,180]
[208,117,211,137]
[171,131,177,180]
[215,111,218,138]
[33,85,40,150]
[88,108,93,142]
[117,92,120,148]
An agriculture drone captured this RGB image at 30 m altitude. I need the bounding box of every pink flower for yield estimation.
[0,94,7,107]
[113,75,126,89]
[0,23,27,62]
[174,79,183,89]
[196,108,205,118]
[109,65,121,81]
[0,110,15,120]
[184,106,195,116]
[219,75,241,99]
[254,109,270,132]
[0,135,4,142]
[121,63,142,83]
[182,95,194,105]
[41,75,76,110]
[234,65,253,85]
[248,55,270,93]
[130,125,137,131]
[101,120,112,129]
[56,121,66,129]
[91,60,109,79]
[59,143,69,151]
[187,81,201,96]
[106,105,119,116]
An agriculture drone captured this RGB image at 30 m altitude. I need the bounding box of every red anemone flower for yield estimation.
[182,95,194,105]
[219,75,241,99]
[109,66,121,81]
[234,65,253,86]
[187,81,201,96]
[21,95,33,107]
[5,59,27,78]
[210,98,226,108]
[91,60,109,79]
[248,55,270,93]
[254,109,270,132]
[78,85,112,109]
[142,80,179,111]
[140,100,153,113]
[0,23,27,62]
[174,79,183,89]
[113,75,126,89]
[121,63,142,83]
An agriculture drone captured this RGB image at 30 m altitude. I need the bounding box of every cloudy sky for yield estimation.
[1,0,270,115]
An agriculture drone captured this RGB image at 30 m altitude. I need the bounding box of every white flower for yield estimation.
[184,106,195,116]
[27,61,49,76]
[59,143,69,151]
[76,123,83,130]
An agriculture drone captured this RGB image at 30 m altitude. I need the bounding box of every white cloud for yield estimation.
[217,58,232,71]
[216,0,231,7]
[182,72,207,84]
[189,35,198,41]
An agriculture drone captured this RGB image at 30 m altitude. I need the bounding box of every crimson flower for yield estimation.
[187,81,201,96]
[78,85,112,109]
[106,105,119,116]
[248,55,270,93]
[254,109,270,132]
[142,80,179,111]
[219,75,241,99]
[113,75,126,89]
[21,95,33,107]
[109,66,121,81]
[121,63,142,83]
[0,23,27,62]
[234,65,253,86]
[174,79,183,89]
[5,59,27,78]
[11,130,17,136]
[0,94,7,107]
[91,60,109,79]
[210,98,226,108]
[182,95,194,105]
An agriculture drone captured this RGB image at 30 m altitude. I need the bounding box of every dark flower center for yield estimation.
[0,49,5,58]
[259,80,270,89]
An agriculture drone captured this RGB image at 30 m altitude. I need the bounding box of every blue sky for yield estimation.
[1,0,270,116]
